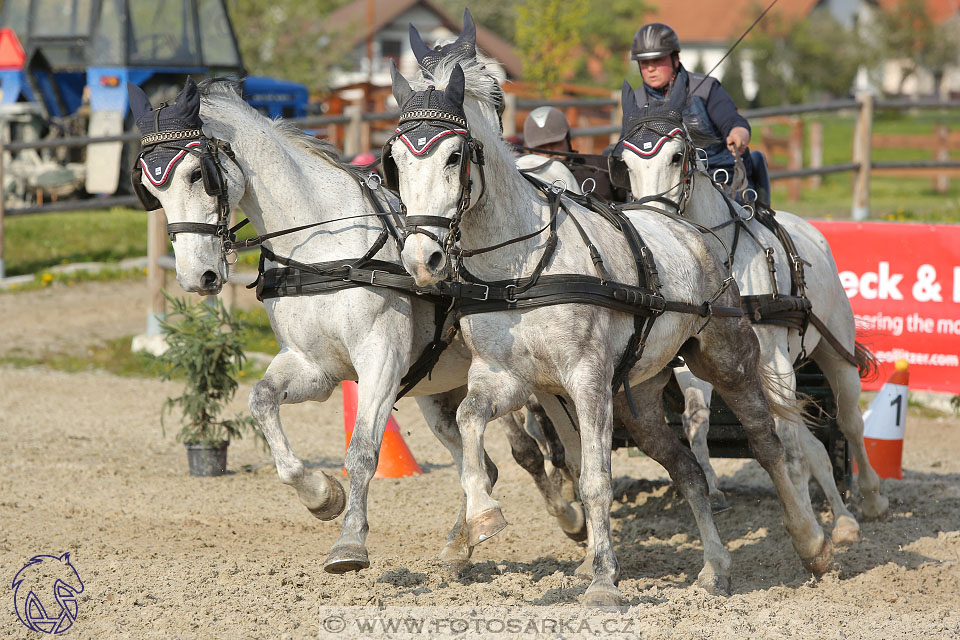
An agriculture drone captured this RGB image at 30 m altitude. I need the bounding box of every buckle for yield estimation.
[474,284,490,301]
[504,284,518,302]
[369,269,386,285]
[342,265,353,282]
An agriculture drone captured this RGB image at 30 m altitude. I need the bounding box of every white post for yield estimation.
[851,92,874,221]
[146,208,167,334]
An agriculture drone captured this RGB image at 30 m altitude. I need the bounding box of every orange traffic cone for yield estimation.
[860,359,909,480]
[341,381,422,478]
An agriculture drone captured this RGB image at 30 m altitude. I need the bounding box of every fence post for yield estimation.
[344,104,363,157]
[502,93,517,138]
[146,208,167,335]
[808,120,823,190]
[610,90,622,145]
[0,134,5,280]
[934,124,949,194]
[851,92,873,221]
[787,118,804,201]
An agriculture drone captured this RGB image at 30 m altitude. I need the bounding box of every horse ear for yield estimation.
[409,23,436,67]
[178,76,201,120]
[127,82,153,123]
[458,8,477,57]
[391,62,414,108]
[445,64,465,108]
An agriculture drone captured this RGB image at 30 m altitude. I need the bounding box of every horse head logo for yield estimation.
[12,553,84,634]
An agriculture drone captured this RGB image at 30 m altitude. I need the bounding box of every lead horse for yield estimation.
[389,44,834,606]
[611,87,889,541]
[127,77,588,576]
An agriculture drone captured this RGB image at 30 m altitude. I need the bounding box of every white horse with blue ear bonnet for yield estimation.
[390,27,836,605]
[127,76,591,576]
[612,81,889,543]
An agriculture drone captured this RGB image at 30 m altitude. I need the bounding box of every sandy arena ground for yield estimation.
[1,280,959,639]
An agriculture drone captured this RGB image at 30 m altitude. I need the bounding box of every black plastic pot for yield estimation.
[184,441,228,477]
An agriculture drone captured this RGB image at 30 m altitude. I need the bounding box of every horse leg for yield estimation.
[814,344,890,520]
[615,370,732,596]
[456,369,529,547]
[673,367,727,512]
[248,351,345,520]
[501,410,587,542]
[413,389,500,575]
[682,318,832,575]
[323,354,405,573]
[567,367,620,608]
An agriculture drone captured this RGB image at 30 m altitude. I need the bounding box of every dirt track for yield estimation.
[2,280,959,639]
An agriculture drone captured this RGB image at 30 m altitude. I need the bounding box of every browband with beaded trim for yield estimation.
[141,128,204,147]
[398,109,468,129]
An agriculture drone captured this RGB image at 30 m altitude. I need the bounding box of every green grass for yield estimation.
[4,208,148,276]
[1,266,147,294]
[753,111,960,221]
[234,307,280,355]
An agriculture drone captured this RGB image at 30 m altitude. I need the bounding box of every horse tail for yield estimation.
[855,341,880,382]
[757,363,815,427]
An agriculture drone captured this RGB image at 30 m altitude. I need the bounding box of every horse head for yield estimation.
[609,80,698,207]
[128,77,245,295]
[389,62,486,286]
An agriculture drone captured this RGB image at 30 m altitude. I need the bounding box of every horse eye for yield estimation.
[190,168,203,183]
[446,151,462,167]
[671,152,684,165]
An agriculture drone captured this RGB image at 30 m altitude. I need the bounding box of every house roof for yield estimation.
[644,0,821,44]
[325,0,522,78]
[874,0,960,22]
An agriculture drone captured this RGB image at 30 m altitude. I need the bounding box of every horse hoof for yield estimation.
[583,584,622,609]
[307,473,346,521]
[439,559,470,578]
[861,494,890,521]
[323,544,369,574]
[467,508,507,547]
[696,570,732,596]
[710,492,731,514]
[559,501,588,542]
[801,537,834,577]
[831,515,860,547]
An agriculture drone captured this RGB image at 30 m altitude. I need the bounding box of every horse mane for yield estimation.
[196,77,362,178]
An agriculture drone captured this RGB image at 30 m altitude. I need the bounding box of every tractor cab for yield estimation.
[0,0,307,200]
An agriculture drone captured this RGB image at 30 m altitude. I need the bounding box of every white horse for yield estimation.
[389,50,834,607]
[127,77,587,576]
[613,87,889,543]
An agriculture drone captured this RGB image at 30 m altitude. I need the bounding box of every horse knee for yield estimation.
[249,380,278,422]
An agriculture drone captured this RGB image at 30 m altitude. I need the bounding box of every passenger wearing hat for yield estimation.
[516,106,582,194]
[517,106,627,201]
[630,23,769,204]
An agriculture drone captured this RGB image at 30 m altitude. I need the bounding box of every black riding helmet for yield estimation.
[631,23,681,61]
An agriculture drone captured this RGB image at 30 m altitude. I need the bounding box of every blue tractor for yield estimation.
[0,0,308,204]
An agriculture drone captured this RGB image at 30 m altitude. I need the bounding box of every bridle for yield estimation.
[608,114,697,217]
[381,95,486,254]
[132,105,247,263]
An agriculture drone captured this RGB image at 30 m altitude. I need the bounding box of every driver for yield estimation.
[630,23,770,205]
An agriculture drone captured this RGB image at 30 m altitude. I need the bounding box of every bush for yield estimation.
[157,294,260,446]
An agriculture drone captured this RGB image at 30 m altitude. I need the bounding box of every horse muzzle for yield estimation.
[401,233,448,287]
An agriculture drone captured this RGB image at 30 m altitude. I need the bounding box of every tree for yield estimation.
[515,0,589,94]
[749,9,865,106]
[873,0,960,96]
[434,0,518,43]
[721,48,748,108]
[225,0,352,94]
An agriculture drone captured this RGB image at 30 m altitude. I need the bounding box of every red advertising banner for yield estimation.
[810,221,960,393]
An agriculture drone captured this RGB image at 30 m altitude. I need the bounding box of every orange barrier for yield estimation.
[341,381,422,478]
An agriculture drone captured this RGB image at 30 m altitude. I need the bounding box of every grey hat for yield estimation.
[631,23,681,61]
[523,107,570,148]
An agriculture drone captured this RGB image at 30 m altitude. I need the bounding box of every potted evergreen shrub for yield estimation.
[157,294,259,477]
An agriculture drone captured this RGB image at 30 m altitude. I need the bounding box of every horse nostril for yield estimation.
[426,249,445,271]
[201,270,219,289]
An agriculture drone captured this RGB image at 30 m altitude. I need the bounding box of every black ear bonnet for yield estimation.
[128,77,227,210]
